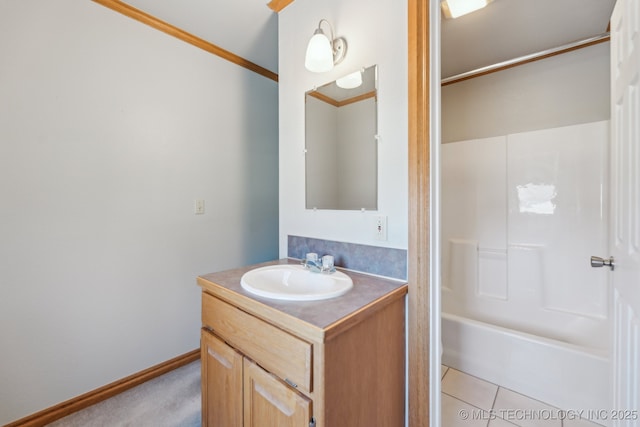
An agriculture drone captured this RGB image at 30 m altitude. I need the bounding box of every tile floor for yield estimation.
[441,366,605,427]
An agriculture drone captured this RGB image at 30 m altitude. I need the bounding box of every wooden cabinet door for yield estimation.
[201,330,243,427]
[243,358,312,427]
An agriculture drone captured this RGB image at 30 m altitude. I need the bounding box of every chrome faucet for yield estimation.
[302,253,335,273]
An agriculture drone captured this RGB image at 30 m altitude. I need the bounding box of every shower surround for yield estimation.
[441,120,611,416]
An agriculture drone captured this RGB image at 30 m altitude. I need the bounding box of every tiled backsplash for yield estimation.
[288,235,407,281]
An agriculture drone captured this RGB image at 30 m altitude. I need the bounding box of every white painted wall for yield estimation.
[278,0,408,254]
[0,1,278,424]
[442,42,610,143]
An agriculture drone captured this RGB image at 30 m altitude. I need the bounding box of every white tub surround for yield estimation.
[441,121,611,412]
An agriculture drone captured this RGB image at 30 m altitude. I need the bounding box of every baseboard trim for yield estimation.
[5,349,200,427]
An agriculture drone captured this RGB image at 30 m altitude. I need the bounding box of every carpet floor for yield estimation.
[46,360,201,427]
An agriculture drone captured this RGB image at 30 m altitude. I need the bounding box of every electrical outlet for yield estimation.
[194,199,205,215]
[374,215,387,241]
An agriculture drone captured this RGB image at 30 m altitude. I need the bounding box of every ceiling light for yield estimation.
[304,19,347,73]
[441,0,493,19]
[336,70,362,89]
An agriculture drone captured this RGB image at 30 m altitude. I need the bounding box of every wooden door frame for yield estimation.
[407,0,432,427]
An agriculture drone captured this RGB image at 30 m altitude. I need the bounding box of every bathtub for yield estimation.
[442,312,610,417]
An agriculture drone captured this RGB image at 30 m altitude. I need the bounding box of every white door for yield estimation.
[608,0,640,424]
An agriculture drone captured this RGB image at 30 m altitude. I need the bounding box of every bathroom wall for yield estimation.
[0,1,278,424]
[442,42,610,143]
[278,0,408,255]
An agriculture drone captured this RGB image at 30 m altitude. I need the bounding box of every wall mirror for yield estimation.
[305,65,378,210]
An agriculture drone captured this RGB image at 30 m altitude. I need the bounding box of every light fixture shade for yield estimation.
[442,0,489,19]
[336,71,363,89]
[305,32,334,72]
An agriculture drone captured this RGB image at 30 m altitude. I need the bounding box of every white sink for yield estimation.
[240,264,353,301]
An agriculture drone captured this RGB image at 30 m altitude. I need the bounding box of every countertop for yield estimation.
[197,258,408,342]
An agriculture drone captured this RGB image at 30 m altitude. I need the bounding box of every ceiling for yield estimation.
[120,0,616,80]
[441,0,616,78]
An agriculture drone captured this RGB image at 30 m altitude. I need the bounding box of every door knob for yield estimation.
[590,256,614,271]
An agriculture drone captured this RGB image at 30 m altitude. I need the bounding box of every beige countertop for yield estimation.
[197,258,407,342]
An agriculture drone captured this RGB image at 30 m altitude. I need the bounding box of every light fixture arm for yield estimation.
[316,19,334,45]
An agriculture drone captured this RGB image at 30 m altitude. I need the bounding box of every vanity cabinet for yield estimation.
[201,331,242,426]
[198,259,407,427]
[201,330,310,427]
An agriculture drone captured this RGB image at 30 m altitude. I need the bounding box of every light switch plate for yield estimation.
[195,199,205,215]
[374,215,387,241]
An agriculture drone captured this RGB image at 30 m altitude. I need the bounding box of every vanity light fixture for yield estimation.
[441,0,494,19]
[336,70,362,89]
[304,19,347,73]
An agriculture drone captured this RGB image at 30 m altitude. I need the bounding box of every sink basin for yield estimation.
[240,264,353,301]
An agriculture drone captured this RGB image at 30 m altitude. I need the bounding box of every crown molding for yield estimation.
[92,0,278,82]
[267,0,296,13]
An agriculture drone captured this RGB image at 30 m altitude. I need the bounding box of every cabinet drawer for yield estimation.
[202,292,312,394]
